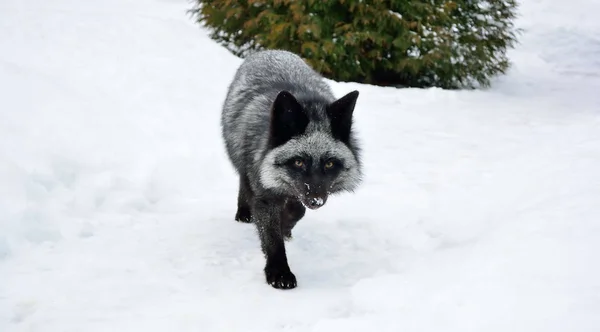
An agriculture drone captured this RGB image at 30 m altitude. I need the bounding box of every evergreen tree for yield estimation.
[190,0,519,89]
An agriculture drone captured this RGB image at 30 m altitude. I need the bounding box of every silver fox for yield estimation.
[221,49,362,289]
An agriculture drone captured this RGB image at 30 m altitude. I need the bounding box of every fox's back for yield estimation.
[235,50,330,94]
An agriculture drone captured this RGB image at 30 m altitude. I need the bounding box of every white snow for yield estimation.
[1,0,600,331]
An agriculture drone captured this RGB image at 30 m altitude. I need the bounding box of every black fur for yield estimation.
[268,91,310,149]
[235,174,253,223]
[327,90,359,144]
[252,194,297,289]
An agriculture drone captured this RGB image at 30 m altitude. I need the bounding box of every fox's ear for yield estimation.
[269,90,309,148]
[327,90,359,143]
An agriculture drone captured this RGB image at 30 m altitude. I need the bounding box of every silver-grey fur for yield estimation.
[220,49,362,289]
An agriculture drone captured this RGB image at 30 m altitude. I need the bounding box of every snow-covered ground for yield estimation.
[1,0,599,330]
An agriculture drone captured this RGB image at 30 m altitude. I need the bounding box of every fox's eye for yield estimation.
[324,161,334,169]
[294,160,304,167]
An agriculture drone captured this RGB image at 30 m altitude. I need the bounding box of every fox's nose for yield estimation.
[308,197,324,208]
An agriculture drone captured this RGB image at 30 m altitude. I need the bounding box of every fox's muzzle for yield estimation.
[301,192,328,210]
[307,197,325,209]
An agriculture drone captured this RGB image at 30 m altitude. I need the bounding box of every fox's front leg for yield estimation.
[253,195,297,289]
[235,174,253,223]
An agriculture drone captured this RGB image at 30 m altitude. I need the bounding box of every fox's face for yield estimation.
[259,90,361,209]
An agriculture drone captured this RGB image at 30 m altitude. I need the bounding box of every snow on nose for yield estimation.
[308,197,324,208]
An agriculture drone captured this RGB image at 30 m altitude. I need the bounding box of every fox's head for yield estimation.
[259,90,361,210]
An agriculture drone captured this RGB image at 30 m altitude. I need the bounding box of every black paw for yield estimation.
[235,206,252,223]
[265,266,297,289]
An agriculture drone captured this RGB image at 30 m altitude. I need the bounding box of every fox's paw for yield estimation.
[264,266,297,289]
[234,206,252,223]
